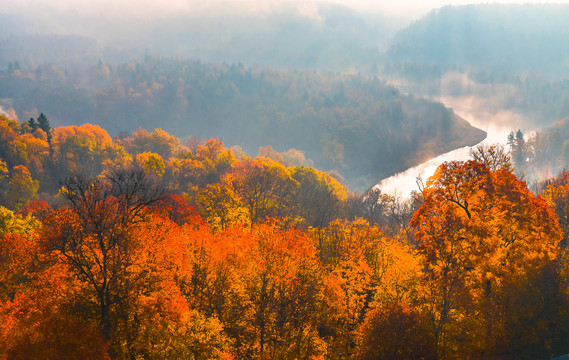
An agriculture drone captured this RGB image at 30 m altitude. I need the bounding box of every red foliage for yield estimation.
[149,193,203,226]
[17,200,52,220]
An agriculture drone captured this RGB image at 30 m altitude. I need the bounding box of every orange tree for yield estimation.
[543,170,569,248]
[411,161,561,358]
[355,302,436,360]
[39,169,165,353]
[179,221,323,359]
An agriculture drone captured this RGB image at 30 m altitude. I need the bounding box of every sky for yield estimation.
[333,0,569,15]
[4,0,569,19]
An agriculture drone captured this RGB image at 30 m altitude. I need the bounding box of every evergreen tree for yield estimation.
[28,118,38,132]
[37,113,51,144]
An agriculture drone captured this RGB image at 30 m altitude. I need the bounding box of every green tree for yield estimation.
[37,112,51,144]
[28,118,38,132]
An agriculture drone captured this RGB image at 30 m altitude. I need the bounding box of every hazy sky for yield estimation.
[4,0,569,19]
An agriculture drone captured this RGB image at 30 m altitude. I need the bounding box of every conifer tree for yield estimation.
[28,117,38,132]
[37,113,51,144]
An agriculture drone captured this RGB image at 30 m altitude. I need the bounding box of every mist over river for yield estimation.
[376,96,523,197]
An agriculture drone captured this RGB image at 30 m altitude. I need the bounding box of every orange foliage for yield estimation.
[121,128,187,160]
[149,193,202,226]
[52,123,112,146]
[0,233,37,302]
[411,161,562,356]
[543,170,569,248]
[18,200,52,220]
[0,264,110,360]
[356,303,436,360]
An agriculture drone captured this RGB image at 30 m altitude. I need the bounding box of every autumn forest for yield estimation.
[0,110,569,359]
[5,2,569,360]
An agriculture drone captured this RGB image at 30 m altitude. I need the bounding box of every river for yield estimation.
[376,96,521,197]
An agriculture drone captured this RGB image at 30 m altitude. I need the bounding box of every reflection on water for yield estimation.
[376,97,519,197]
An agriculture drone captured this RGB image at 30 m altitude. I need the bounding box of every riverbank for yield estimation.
[376,96,523,197]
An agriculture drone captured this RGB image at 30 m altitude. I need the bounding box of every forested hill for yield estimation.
[387,4,569,74]
[0,58,485,190]
[0,3,397,72]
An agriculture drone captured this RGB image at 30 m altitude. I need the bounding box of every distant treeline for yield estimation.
[384,64,569,127]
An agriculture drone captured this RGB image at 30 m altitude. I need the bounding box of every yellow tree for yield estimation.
[195,138,236,185]
[369,238,424,309]
[6,165,39,211]
[193,182,249,231]
[0,206,40,302]
[135,151,166,177]
[291,166,348,229]
[223,157,298,224]
[100,141,133,176]
[314,219,383,359]
[168,138,235,192]
[242,224,322,359]
[51,124,113,179]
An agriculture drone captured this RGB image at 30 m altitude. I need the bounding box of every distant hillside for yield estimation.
[521,117,569,182]
[0,58,485,191]
[0,3,402,73]
[387,4,569,75]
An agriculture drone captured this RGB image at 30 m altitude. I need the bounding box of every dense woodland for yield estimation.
[384,65,569,129]
[2,113,569,359]
[0,55,484,190]
[7,4,569,190]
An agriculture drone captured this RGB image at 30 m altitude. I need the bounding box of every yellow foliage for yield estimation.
[136,152,166,177]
